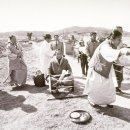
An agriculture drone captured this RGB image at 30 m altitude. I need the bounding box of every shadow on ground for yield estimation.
[12,84,50,94]
[47,76,86,100]
[117,92,130,99]
[121,82,130,90]
[73,76,85,95]
[0,90,37,113]
[11,75,86,100]
[98,105,130,123]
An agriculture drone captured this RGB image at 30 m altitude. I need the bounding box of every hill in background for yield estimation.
[0,26,130,42]
[54,26,130,36]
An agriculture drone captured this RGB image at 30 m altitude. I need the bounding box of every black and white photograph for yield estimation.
[0,0,130,129]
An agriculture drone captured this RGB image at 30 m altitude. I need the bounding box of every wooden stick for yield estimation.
[3,75,10,83]
[47,94,88,101]
[57,85,74,89]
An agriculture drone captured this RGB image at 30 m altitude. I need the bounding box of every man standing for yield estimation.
[40,34,55,77]
[113,26,124,93]
[85,32,99,62]
[51,35,64,56]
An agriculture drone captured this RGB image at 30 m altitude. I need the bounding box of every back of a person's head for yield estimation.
[115,26,123,34]
[110,29,122,39]
[9,35,16,40]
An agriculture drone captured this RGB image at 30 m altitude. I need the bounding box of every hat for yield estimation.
[44,34,52,39]
[90,32,97,36]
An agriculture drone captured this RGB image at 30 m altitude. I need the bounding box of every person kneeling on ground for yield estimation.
[47,50,74,93]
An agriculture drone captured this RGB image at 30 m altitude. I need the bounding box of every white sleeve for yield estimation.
[40,44,55,58]
[100,44,120,62]
[117,55,130,66]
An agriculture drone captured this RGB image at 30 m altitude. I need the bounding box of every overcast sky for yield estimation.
[0,0,130,32]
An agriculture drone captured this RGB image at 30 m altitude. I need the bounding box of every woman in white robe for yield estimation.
[84,29,130,107]
[40,34,55,76]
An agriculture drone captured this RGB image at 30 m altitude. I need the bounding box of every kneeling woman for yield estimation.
[84,29,130,108]
[7,35,27,87]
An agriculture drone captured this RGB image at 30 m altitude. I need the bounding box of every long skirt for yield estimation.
[10,69,27,85]
[9,59,27,85]
[84,66,116,105]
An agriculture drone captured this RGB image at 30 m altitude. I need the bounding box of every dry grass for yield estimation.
[0,42,130,130]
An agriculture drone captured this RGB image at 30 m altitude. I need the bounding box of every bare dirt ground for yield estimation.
[0,43,130,130]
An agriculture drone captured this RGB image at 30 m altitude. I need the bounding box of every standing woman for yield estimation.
[7,35,27,87]
[84,29,130,108]
[40,34,55,77]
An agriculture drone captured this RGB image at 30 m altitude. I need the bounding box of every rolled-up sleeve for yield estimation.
[117,55,130,66]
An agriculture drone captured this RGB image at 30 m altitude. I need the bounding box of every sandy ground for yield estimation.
[0,43,130,130]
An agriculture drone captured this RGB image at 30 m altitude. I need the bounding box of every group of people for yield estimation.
[6,34,74,93]
[78,26,128,93]
[6,26,130,108]
[39,34,74,93]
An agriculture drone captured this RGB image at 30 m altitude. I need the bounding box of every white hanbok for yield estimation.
[84,39,130,105]
[40,40,55,76]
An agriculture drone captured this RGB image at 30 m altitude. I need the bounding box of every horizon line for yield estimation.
[0,26,129,33]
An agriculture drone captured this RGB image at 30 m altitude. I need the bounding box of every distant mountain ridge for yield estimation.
[0,26,129,39]
[54,26,130,36]
[54,26,112,34]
